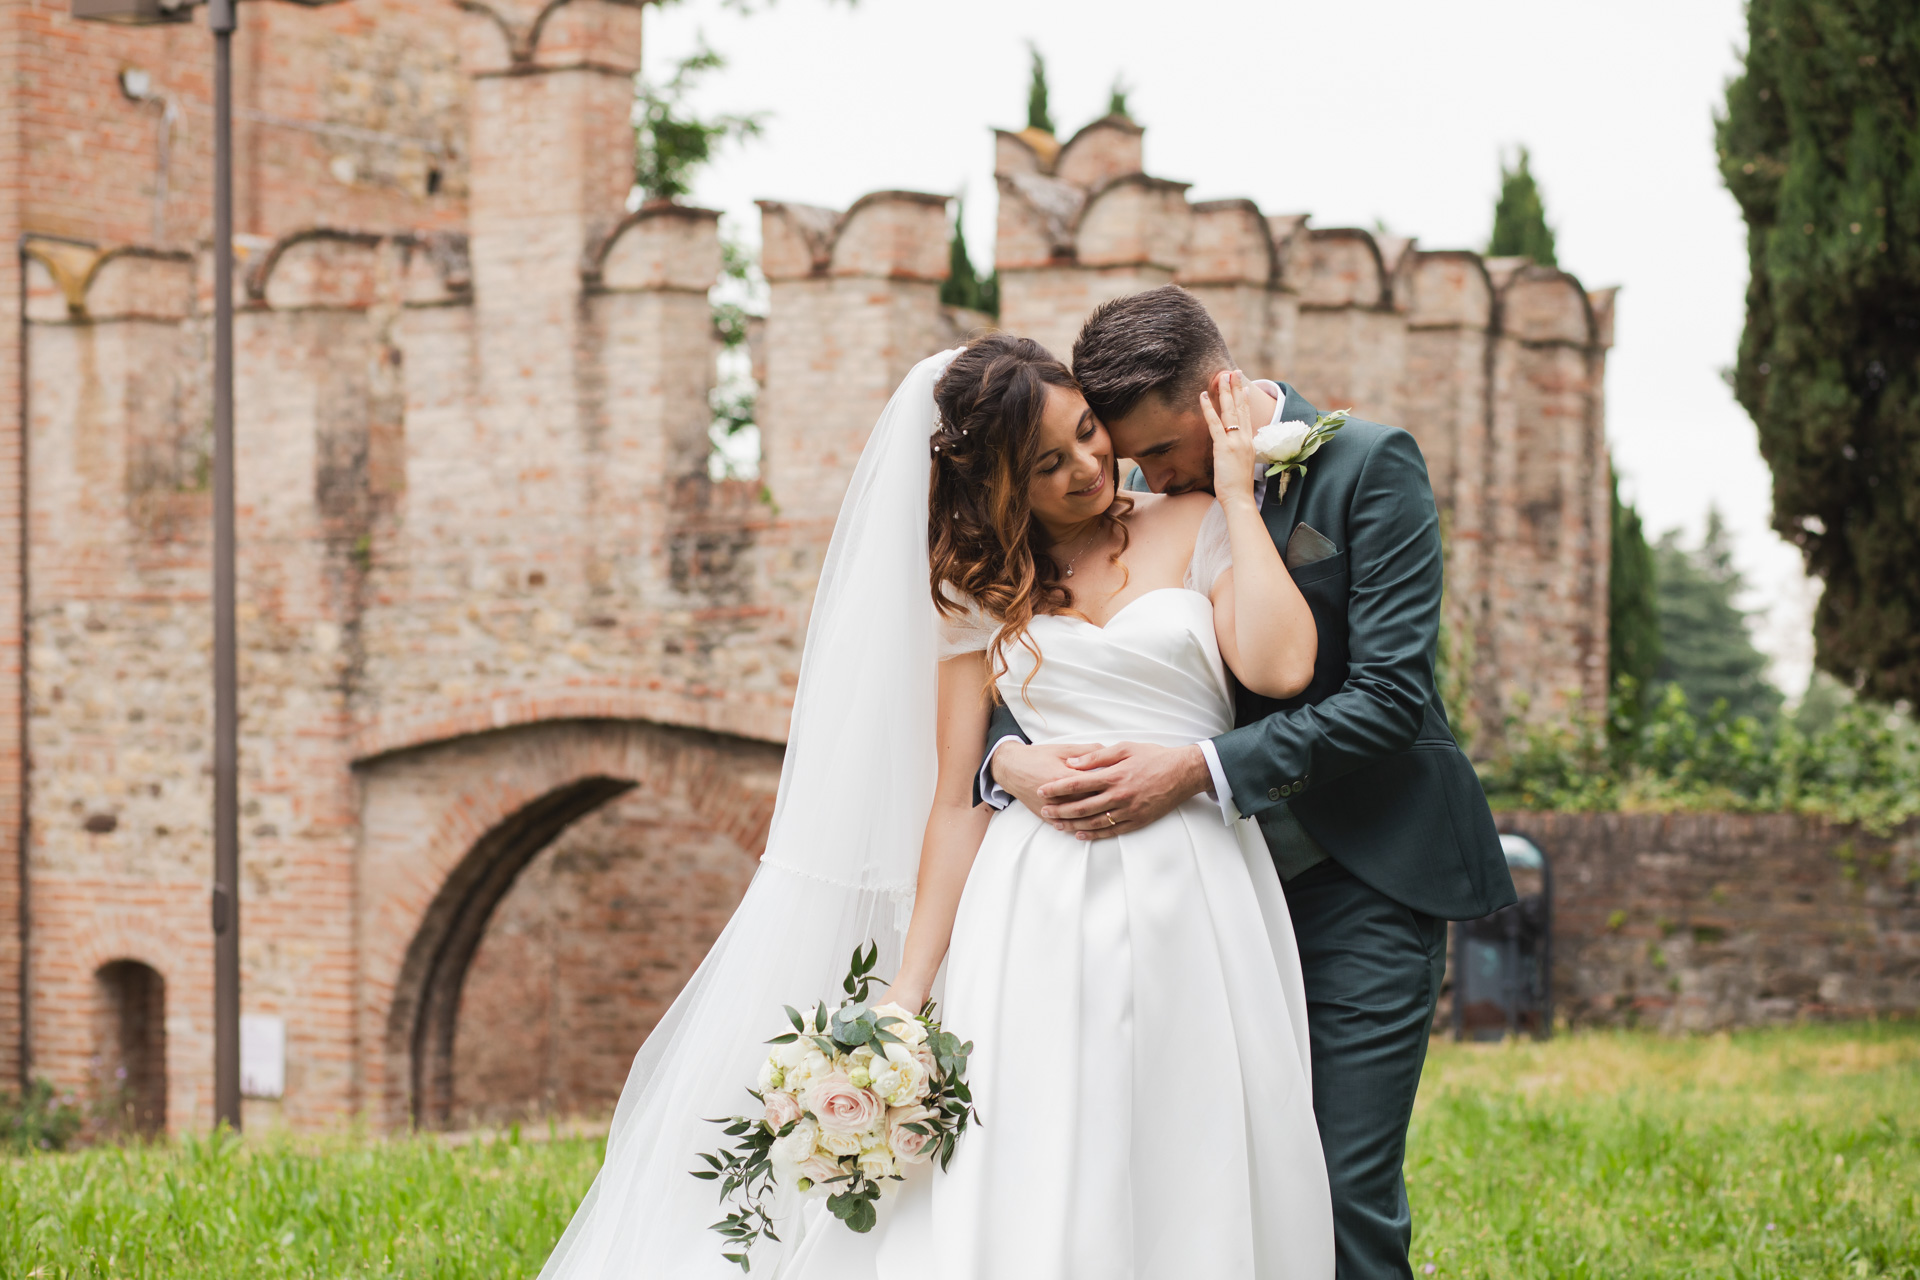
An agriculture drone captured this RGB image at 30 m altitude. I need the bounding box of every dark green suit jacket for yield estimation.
[981,382,1514,922]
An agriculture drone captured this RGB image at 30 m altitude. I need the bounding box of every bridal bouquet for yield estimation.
[693,943,979,1270]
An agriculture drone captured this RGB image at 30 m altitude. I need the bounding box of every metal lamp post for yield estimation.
[70,0,342,1133]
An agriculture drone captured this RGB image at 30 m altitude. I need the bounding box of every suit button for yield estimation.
[1279,783,1293,797]
[1267,787,1281,801]
[1295,779,1307,793]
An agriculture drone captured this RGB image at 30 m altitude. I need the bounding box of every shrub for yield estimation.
[4,1079,85,1153]
[1480,678,1920,834]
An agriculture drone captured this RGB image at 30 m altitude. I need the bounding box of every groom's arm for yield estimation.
[972,701,1028,808]
[975,700,1105,814]
[1211,428,1443,810]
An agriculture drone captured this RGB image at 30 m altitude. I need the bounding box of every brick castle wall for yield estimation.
[6,0,1624,1131]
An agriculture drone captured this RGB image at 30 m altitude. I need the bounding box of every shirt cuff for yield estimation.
[1197,739,1239,826]
[978,735,1023,810]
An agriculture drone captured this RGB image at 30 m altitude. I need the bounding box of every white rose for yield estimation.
[1253,419,1312,464]
[846,1045,876,1088]
[885,1060,928,1106]
[783,1048,831,1093]
[857,1149,896,1183]
[769,1117,820,1168]
[774,1036,814,1070]
[756,1057,785,1092]
[869,1003,928,1046]
[819,1128,864,1157]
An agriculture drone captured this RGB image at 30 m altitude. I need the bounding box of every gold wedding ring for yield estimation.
[1105,812,1118,827]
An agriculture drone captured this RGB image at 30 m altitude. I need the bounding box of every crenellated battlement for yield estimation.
[7,25,1613,1135]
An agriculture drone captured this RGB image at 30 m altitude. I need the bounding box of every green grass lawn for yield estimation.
[1408,1022,1920,1278]
[5,1023,1916,1278]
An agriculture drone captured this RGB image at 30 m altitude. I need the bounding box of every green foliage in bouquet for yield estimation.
[693,943,980,1272]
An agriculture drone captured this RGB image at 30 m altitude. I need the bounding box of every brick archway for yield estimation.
[354,719,782,1130]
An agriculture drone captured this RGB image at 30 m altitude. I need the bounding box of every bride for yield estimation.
[538,336,1334,1278]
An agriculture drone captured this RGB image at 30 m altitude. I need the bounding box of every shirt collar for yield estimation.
[1249,379,1286,508]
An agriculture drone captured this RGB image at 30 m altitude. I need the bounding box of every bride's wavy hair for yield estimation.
[929,333,1131,696]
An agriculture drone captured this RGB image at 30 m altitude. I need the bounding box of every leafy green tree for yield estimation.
[634,41,765,203]
[1609,471,1662,720]
[1107,75,1133,121]
[940,204,999,317]
[1488,147,1558,266]
[1652,510,1783,724]
[1717,2,1920,703]
[1026,43,1055,134]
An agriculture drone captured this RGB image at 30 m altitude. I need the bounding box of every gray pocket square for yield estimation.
[1285,522,1339,569]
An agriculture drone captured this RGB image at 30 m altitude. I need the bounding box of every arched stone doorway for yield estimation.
[93,959,167,1136]
[357,719,783,1130]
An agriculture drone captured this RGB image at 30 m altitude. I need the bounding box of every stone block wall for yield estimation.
[1493,812,1920,1031]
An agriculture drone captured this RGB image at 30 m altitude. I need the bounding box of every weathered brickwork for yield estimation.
[451,775,768,1127]
[1494,812,1920,1031]
[0,0,1677,1136]
[992,120,1617,741]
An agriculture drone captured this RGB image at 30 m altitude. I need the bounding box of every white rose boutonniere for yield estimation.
[1253,409,1351,501]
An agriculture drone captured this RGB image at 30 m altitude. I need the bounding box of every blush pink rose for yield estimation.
[911,1043,940,1087]
[763,1090,803,1132]
[808,1072,885,1136]
[887,1105,936,1164]
[795,1154,843,1191]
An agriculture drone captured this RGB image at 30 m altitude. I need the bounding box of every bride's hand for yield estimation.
[1201,370,1258,510]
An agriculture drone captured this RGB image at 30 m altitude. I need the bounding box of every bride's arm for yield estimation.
[1203,373,1318,699]
[884,651,995,1012]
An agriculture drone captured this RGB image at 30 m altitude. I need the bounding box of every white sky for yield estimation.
[645,0,1816,695]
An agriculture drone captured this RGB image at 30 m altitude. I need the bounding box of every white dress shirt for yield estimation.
[979,380,1292,826]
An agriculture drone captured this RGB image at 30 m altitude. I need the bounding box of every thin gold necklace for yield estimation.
[1056,525,1103,579]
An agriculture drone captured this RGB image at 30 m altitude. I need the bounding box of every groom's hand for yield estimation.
[992,741,1102,816]
[1038,743,1211,839]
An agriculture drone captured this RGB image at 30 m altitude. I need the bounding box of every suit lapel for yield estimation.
[1275,380,1321,427]
[1260,381,1321,548]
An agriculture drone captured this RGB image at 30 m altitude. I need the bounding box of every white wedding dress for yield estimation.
[535,351,1332,1280]
[776,584,1334,1280]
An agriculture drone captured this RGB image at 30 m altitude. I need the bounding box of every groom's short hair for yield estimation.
[1071,285,1231,424]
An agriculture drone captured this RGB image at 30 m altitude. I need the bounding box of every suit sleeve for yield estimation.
[1211,428,1443,816]
[972,699,1029,808]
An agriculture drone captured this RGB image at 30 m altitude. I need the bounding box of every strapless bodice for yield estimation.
[995,587,1231,748]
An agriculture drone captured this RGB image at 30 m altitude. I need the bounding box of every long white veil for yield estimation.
[538,348,961,1278]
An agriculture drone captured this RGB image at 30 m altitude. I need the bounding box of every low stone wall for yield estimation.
[1492,811,1920,1031]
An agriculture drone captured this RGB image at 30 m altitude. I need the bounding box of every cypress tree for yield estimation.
[1026,43,1055,134]
[941,205,983,310]
[1652,510,1783,724]
[1609,471,1662,709]
[1717,1,1920,702]
[1488,147,1558,267]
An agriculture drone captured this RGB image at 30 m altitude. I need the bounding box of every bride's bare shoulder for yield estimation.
[1124,490,1214,530]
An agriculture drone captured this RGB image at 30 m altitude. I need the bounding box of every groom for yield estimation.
[979,286,1515,1279]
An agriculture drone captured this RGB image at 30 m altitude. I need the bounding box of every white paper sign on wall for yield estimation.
[240,1013,285,1099]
